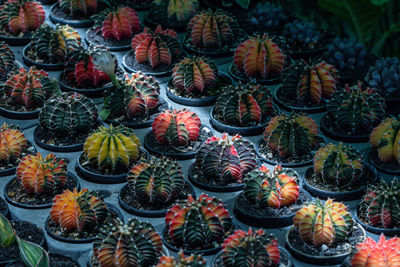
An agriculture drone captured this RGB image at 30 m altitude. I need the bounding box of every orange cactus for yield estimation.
[0,123,27,163]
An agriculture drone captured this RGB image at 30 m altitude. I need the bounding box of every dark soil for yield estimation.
[0,27,34,38]
[51,5,91,21]
[86,27,132,49]
[124,51,183,75]
[6,173,78,206]
[25,45,63,65]
[369,148,400,173]
[183,34,235,56]
[0,142,35,171]
[276,87,328,109]
[285,30,330,55]
[0,95,41,112]
[322,115,371,138]
[189,164,245,187]
[9,254,78,267]
[0,197,7,215]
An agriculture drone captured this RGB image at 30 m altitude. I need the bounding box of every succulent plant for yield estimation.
[326,83,386,135]
[359,178,400,228]
[30,23,81,64]
[3,67,57,109]
[92,6,140,40]
[0,42,16,81]
[370,116,400,164]
[294,198,353,247]
[0,123,27,164]
[263,113,320,158]
[244,165,299,208]
[214,83,274,127]
[93,218,163,267]
[16,152,67,195]
[39,92,98,137]
[351,234,400,267]
[131,25,182,69]
[365,57,400,97]
[0,213,16,247]
[233,34,286,79]
[83,124,141,172]
[152,0,198,23]
[313,143,364,188]
[58,0,99,16]
[0,0,45,35]
[172,57,217,94]
[50,188,108,232]
[156,251,207,267]
[195,133,257,184]
[221,228,280,267]
[248,2,288,31]
[283,20,322,50]
[152,109,201,146]
[127,157,185,207]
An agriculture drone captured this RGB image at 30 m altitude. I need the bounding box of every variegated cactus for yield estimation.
[165,194,232,249]
[233,34,286,79]
[0,42,16,81]
[214,83,274,127]
[327,83,386,135]
[0,0,45,35]
[152,109,201,146]
[370,117,400,165]
[39,92,98,137]
[294,198,353,247]
[244,165,299,208]
[195,133,257,184]
[3,67,57,109]
[58,0,97,16]
[263,113,320,158]
[127,157,185,206]
[156,251,207,267]
[93,218,163,267]
[359,178,400,228]
[0,123,27,163]
[153,0,198,23]
[50,188,108,232]
[221,228,280,267]
[351,235,400,267]
[16,152,67,195]
[131,26,182,69]
[187,9,239,49]
[83,124,141,172]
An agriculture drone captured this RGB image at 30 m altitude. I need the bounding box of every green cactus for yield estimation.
[0,42,16,81]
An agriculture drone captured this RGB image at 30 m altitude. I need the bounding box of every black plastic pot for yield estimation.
[38,0,56,4]
[122,51,174,77]
[0,106,39,120]
[0,197,10,218]
[182,34,234,58]
[49,4,94,27]
[33,126,86,152]
[385,96,400,116]
[85,28,132,52]
[4,173,80,209]
[188,163,245,192]
[0,34,32,46]
[368,148,400,176]
[229,64,282,85]
[22,44,64,71]
[355,204,400,236]
[58,72,112,98]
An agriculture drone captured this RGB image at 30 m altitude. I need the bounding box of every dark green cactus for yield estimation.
[0,42,16,81]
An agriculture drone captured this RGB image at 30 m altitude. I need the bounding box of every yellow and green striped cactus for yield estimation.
[153,0,198,23]
[370,116,400,165]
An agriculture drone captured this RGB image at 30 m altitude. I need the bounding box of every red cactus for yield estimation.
[100,7,140,40]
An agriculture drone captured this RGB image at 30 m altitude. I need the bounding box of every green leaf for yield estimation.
[0,214,15,247]
[100,108,111,121]
[235,0,250,9]
[17,237,49,267]
[370,0,390,7]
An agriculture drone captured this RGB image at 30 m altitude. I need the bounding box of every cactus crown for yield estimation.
[0,42,16,81]
[93,217,164,267]
[214,82,274,127]
[165,194,232,250]
[50,188,108,232]
[156,251,207,267]
[294,198,353,247]
[244,165,299,209]
[222,228,280,267]
[195,133,257,184]
[283,20,322,50]
[327,83,386,135]
[153,0,198,23]
[359,178,400,228]
[0,123,27,163]
[370,116,400,165]
[233,34,286,79]
[58,0,99,16]
[365,57,400,97]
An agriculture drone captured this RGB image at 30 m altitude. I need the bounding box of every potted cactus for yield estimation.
[166,56,232,106]
[321,82,386,143]
[156,251,207,266]
[144,108,213,159]
[86,6,141,52]
[274,60,339,113]
[163,193,235,255]
[0,66,58,119]
[188,133,257,192]
[118,156,195,217]
[234,165,311,228]
[4,152,80,209]
[0,0,45,45]
[122,0,153,10]
[76,124,147,183]
[285,198,366,265]
[122,25,184,76]
[22,23,81,71]
[213,228,292,267]
[0,42,22,82]
[210,82,277,136]
[257,113,324,167]
[355,178,400,236]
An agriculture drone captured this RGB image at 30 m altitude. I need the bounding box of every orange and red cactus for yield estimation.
[0,123,27,163]
[156,251,207,267]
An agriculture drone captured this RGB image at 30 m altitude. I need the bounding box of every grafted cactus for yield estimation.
[0,0,45,35]
[263,113,320,158]
[221,228,280,267]
[50,188,108,232]
[58,0,98,16]
[153,0,198,23]
[156,251,207,267]
[172,57,217,94]
[152,109,201,146]
[294,198,353,247]
[131,26,182,69]
[16,152,67,195]
[244,165,299,208]
[214,83,274,127]
[0,123,27,163]
[359,179,400,228]
[0,42,16,81]
[83,124,141,171]
[127,157,185,206]
[195,133,257,184]
[370,117,400,164]
[93,218,163,267]
[165,194,232,250]
[233,34,286,79]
